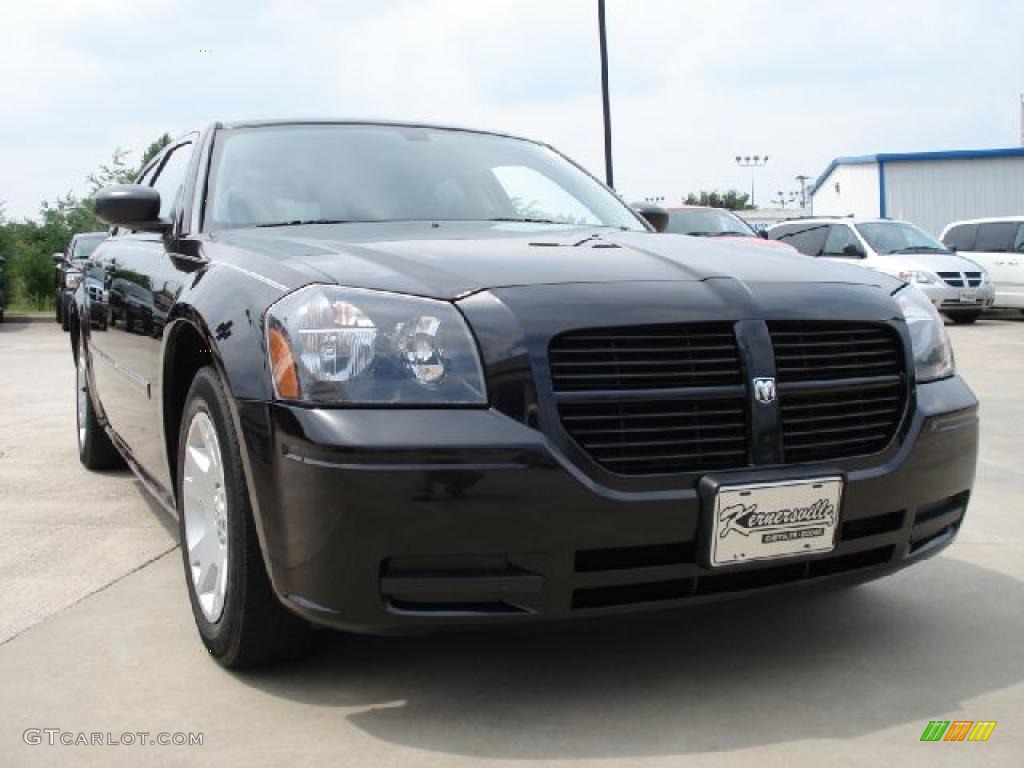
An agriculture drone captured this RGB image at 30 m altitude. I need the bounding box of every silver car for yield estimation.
[767,217,994,324]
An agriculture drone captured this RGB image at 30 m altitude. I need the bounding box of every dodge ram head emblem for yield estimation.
[753,377,777,405]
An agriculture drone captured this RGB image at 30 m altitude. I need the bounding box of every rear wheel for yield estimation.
[76,350,124,470]
[178,367,312,668]
[947,311,981,325]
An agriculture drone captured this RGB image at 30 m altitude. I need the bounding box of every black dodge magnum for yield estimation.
[72,120,978,668]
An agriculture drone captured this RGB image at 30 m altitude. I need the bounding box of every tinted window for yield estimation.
[942,223,978,251]
[665,209,755,236]
[1015,224,1024,254]
[771,223,829,256]
[822,224,863,257]
[205,125,643,231]
[151,143,194,220]
[975,222,1016,253]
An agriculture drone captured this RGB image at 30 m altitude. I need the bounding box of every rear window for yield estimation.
[942,223,977,251]
[975,222,1017,253]
[665,209,754,237]
[72,235,105,260]
[1015,224,1024,254]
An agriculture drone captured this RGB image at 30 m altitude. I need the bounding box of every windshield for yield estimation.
[855,221,947,255]
[72,235,105,260]
[205,124,645,232]
[664,209,755,237]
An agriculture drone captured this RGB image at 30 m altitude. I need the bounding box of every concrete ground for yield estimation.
[0,316,1021,767]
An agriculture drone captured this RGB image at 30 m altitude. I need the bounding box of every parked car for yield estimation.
[663,206,798,252]
[55,232,107,330]
[72,120,978,669]
[940,217,1024,311]
[766,217,994,324]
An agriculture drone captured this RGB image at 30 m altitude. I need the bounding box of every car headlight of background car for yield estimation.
[266,285,487,404]
[64,271,83,290]
[894,285,954,382]
[898,270,938,285]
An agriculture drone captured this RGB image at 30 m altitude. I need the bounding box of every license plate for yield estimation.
[959,291,978,303]
[709,477,843,567]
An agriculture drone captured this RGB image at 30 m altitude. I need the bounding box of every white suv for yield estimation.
[940,217,1024,311]
[767,217,994,324]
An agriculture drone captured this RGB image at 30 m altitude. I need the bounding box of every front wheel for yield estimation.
[947,311,981,325]
[177,367,312,668]
[76,350,125,470]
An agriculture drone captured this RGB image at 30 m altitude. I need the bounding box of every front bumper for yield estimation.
[238,375,978,634]
[918,282,994,312]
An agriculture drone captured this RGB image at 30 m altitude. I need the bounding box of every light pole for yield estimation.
[598,0,614,188]
[735,155,768,208]
[770,190,799,209]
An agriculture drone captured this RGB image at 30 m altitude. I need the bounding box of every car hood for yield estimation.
[212,222,901,300]
[878,252,983,274]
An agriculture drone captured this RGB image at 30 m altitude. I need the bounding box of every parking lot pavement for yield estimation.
[1,317,1021,767]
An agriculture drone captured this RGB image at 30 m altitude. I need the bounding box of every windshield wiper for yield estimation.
[892,245,945,253]
[253,219,354,228]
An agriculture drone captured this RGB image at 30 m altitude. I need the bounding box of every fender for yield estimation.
[159,256,292,595]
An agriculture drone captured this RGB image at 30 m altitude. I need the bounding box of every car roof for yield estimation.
[769,217,899,228]
[940,216,1024,230]
[215,118,537,144]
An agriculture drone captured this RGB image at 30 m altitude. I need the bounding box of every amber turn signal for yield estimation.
[269,327,300,399]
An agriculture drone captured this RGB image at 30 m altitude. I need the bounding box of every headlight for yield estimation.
[894,285,954,382]
[898,270,937,285]
[65,271,82,290]
[265,285,487,404]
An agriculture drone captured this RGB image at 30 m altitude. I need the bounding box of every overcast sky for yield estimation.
[1,0,1022,220]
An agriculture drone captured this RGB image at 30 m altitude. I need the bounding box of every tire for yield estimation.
[177,367,312,668]
[76,349,125,470]
[948,311,981,325]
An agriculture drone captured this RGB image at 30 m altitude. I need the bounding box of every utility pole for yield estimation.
[598,0,614,188]
[795,175,811,209]
[735,155,768,208]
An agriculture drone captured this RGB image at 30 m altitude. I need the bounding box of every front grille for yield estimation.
[549,324,741,391]
[770,322,905,463]
[557,399,748,475]
[937,271,965,287]
[550,324,748,475]
[964,271,983,287]
[549,321,905,476]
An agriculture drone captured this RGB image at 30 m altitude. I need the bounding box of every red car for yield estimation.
[664,206,797,251]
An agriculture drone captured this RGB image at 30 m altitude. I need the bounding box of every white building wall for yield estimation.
[811,163,879,218]
[884,157,1024,235]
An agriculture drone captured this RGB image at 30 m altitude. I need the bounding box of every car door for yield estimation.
[88,138,197,484]
[971,222,1022,307]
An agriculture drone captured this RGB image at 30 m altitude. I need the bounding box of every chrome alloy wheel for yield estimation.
[182,411,229,623]
[76,354,88,450]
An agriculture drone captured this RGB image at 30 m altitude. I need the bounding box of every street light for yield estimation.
[735,155,768,208]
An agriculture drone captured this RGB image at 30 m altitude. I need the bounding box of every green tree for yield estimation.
[682,190,753,210]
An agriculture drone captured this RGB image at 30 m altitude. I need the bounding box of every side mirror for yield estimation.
[631,203,669,233]
[758,230,769,239]
[842,243,866,258]
[948,244,958,253]
[94,185,168,233]
[52,253,65,264]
